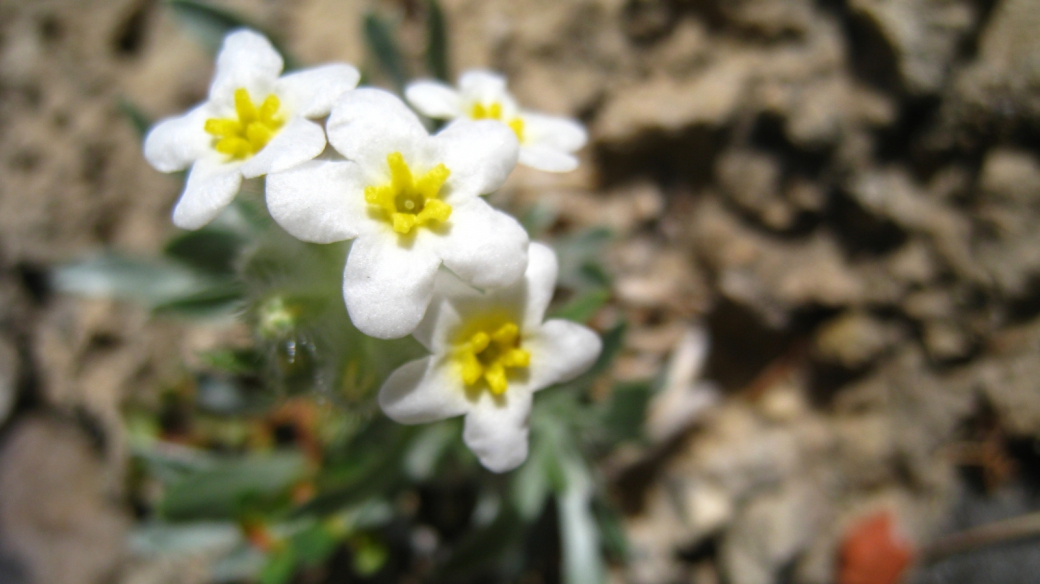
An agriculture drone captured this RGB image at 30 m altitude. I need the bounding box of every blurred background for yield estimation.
[1,0,1040,583]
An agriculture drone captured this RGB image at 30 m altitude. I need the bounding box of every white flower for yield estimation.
[377,243,602,473]
[405,70,588,173]
[144,29,360,230]
[265,88,530,339]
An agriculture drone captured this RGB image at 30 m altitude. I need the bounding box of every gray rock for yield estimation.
[850,0,975,94]
[718,0,816,38]
[965,319,1040,436]
[974,150,1040,297]
[716,150,795,231]
[814,311,904,369]
[0,417,128,584]
[951,0,1040,123]
[721,481,822,584]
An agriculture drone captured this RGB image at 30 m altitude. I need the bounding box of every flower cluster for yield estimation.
[406,71,587,172]
[144,30,601,472]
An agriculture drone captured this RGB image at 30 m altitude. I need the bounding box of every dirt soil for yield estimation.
[1,0,1039,583]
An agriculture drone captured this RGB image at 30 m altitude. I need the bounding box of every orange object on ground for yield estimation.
[839,511,915,584]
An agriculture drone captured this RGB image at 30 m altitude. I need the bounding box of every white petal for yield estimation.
[238,117,326,178]
[520,242,559,329]
[405,80,463,119]
[411,281,464,353]
[415,242,556,354]
[209,30,284,106]
[326,88,429,173]
[526,320,602,392]
[379,356,470,424]
[434,198,528,289]
[277,64,361,118]
[265,159,370,243]
[523,113,587,152]
[173,158,243,230]
[518,146,579,173]
[435,120,518,198]
[143,105,212,173]
[344,232,441,339]
[517,114,586,172]
[463,389,533,473]
[458,70,509,103]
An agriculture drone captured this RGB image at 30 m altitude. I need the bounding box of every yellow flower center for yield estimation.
[469,102,525,142]
[454,321,531,396]
[204,88,284,160]
[364,152,452,235]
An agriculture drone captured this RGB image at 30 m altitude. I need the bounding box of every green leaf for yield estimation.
[598,381,654,443]
[152,281,244,318]
[167,0,299,69]
[351,535,389,576]
[211,544,266,582]
[160,451,308,520]
[425,0,450,81]
[511,436,551,521]
[579,262,612,288]
[195,374,249,415]
[520,203,559,238]
[164,227,244,275]
[53,254,217,306]
[200,348,263,375]
[553,228,614,291]
[363,12,407,91]
[556,454,606,584]
[168,0,244,49]
[534,418,607,584]
[594,502,629,562]
[258,545,297,584]
[403,421,457,480]
[130,522,243,556]
[291,524,340,567]
[344,499,395,530]
[439,507,524,579]
[587,322,625,378]
[54,250,242,319]
[223,196,272,234]
[295,423,413,517]
[551,288,610,323]
[118,97,151,139]
[132,442,219,486]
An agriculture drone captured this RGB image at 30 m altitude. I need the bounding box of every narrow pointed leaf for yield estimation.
[425,0,450,81]
[164,227,244,275]
[151,281,244,318]
[167,0,299,69]
[160,451,308,520]
[53,254,212,306]
[511,436,551,520]
[130,522,243,556]
[258,545,297,584]
[118,97,152,139]
[556,455,605,584]
[551,287,610,323]
[363,12,407,91]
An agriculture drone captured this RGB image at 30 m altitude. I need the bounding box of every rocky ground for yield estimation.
[1,0,1039,583]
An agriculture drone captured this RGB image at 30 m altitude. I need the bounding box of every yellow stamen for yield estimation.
[204,88,285,160]
[508,118,525,142]
[454,320,531,395]
[469,101,525,142]
[364,152,452,235]
[485,364,508,395]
